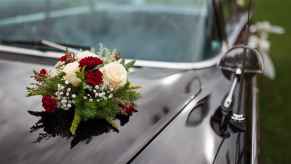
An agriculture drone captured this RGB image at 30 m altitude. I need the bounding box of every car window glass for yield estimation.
[0,0,218,63]
[203,6,222,59]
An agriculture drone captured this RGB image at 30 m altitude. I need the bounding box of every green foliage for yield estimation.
[71,80,121,133]
[74,85,119,121]
[74,82,86,112]
[124,60,136,71]
[120,58,126,65]
[26,73,64,96]
[76,67,86,81]
[114,82,141,103]
[79,99,119,121]
[78,101,98,120]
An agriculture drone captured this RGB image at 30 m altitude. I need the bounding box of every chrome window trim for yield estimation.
[0,14,247,69]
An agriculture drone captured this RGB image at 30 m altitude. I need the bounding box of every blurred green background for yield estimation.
[255,0,291,164]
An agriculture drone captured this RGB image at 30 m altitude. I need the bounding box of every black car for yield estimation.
[0,0,273,164]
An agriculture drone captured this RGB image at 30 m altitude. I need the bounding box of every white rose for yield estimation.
[63,62,81,87]
[49,68,59,78]
[101,62,127,90]
[76,50,98,61]
[54,61,64,68]
[48,61,65,78]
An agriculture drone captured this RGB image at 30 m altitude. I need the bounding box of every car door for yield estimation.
[218,0,261,164]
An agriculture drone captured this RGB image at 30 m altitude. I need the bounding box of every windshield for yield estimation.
[0,0,221,63]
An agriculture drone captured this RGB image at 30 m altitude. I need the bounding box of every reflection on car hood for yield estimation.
[0,60,202,164]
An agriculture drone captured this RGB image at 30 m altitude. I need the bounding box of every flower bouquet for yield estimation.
[27,47,140,135]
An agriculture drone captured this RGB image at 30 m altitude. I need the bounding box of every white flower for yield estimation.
[48,61,66,78]
[49,68,59,78]
[258,39,271,53]
[76,50,99,61]
[256,22,273,33]
[248,35,259,49]
[248,35,270,53]
[63,62,81,87]
[101,62,127,90]
[54,61,65,68]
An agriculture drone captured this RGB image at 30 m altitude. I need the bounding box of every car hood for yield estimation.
[0,60,202,164]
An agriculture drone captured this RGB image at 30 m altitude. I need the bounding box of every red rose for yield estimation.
[79,57,103,69]
[34,68,48,82]
[85,70,103,86]
[120,103,137,114]
[42,96,57,112]
[59,55,67,62]
[59,52,75,63]
[39,69,48,76]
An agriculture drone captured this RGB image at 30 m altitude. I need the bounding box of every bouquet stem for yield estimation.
[70,110,81,135]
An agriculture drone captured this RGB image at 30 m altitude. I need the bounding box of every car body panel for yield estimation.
[0,58,257,164]
[0,0,263,164]
[0,59,202,164]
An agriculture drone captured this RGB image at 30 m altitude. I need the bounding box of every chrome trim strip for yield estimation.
[0,14,247,69]
[41,40,80,54]
[0,44,62,59]
[0,43,225,69]
[134,51,224,69]
[251,77,259,164]
[228,14,248,46]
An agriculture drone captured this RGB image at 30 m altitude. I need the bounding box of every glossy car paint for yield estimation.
[0,1,263,164]
[0,57,258,164]
[0,59,203,164]
[129,71,257,164]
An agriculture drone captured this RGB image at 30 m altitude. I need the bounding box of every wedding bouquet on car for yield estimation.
[27,47,140,135]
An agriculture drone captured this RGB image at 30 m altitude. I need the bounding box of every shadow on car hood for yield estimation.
[0,60,202,164]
